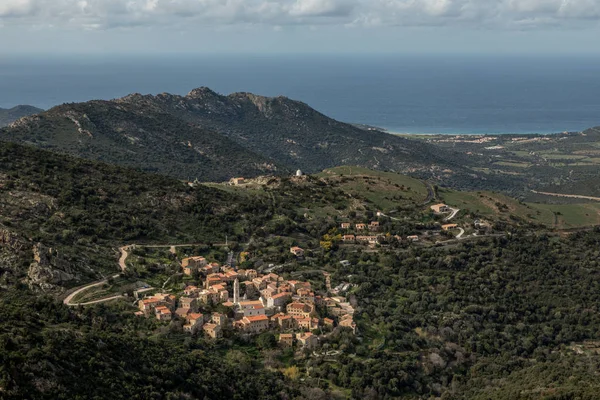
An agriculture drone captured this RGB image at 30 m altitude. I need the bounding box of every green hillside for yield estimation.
[0,105,43,127]
[440,188,600,229]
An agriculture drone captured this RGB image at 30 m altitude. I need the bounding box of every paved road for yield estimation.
[444,207,460,221]
[422,181,436,205]
[64,241,229,307]
[378,212,401,221]
[530,190,600,202]
[63,274,120,306]
[456,227,465,239]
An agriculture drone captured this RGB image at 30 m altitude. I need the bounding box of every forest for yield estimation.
[2,140,600,398]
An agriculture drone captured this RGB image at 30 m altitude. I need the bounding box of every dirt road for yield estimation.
[530,190,600,202]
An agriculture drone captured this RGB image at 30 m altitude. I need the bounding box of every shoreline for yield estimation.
[377,128,573,137]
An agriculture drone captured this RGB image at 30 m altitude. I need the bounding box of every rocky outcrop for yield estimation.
[27,243,76,291]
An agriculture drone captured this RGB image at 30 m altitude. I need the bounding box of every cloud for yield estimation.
[0,0,35,18]
[1,0,600,30]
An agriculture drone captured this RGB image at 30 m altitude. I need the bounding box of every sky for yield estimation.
[1,0,600,55]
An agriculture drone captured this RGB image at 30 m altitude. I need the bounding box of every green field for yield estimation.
[440,189,600,229]
[494,161,532,168]
[317,166,429,211]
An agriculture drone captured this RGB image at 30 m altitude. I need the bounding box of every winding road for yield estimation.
[63,274,121,306]
[444,207,461,221]
[63,242,224,307]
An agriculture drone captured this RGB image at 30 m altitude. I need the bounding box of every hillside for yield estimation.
[2,100,283,182]
[123,88,469,174]
[0,105,43,127]
[0,140,277,292]
[3,148,600,398]
[0,88,509,189]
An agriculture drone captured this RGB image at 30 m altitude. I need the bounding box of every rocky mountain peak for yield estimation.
[186,87,220,100]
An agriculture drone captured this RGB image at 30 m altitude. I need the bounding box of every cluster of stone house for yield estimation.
[278,332,319,349]
[136,291,228,339]
[136,255,357,345]
[340,221,381,232]
[339,221,410,247]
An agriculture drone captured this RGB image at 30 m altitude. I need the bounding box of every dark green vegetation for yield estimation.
[0,140,274,290]
[1,88,493,188]
[0,292,295,400]
[0,105,43,127]
[2,98,281,181]
[322,231,600,399]
[3,141,600,398]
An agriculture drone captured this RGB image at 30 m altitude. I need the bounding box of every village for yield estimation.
[136,250,356,349]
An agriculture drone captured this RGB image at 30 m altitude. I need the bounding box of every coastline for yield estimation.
[376,127,571,137]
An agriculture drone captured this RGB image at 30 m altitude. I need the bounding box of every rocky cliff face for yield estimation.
[27,243,76,292]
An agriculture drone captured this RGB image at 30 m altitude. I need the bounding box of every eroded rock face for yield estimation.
[0,228,23,251]
[27,243,76,291]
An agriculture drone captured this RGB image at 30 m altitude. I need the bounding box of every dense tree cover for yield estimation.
[0,141,276,286]
[3,140,600,398]
[304,230,600,398]
[0,292,296,400]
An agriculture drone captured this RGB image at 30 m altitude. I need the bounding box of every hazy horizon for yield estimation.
[2,53,599,135]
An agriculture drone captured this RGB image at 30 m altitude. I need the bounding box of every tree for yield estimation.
[256,332,277,350]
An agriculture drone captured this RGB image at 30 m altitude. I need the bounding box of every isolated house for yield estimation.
[442,224,458,231]
[290,247,305,257]
[431,204,450,213]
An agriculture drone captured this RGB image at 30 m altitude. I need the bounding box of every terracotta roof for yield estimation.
[245,315,269,322]
[240,300,263,307]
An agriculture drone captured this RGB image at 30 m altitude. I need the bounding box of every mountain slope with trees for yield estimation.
[0,140,277,292]
[2,100,284,182]
[0,88,509,190]
[0,105,43,127]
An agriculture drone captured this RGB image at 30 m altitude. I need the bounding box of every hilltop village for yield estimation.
[133,201,473,347]
[136,252,356,348]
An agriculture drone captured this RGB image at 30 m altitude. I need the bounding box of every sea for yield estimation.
[1,53,600,135]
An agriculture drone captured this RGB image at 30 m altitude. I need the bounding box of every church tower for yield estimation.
[233,278,240,305]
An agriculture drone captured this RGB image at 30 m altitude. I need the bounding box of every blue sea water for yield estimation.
[1,54,599,134]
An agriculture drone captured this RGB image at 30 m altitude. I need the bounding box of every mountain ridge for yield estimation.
[0,105,44,127]
[0,88,511,190]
